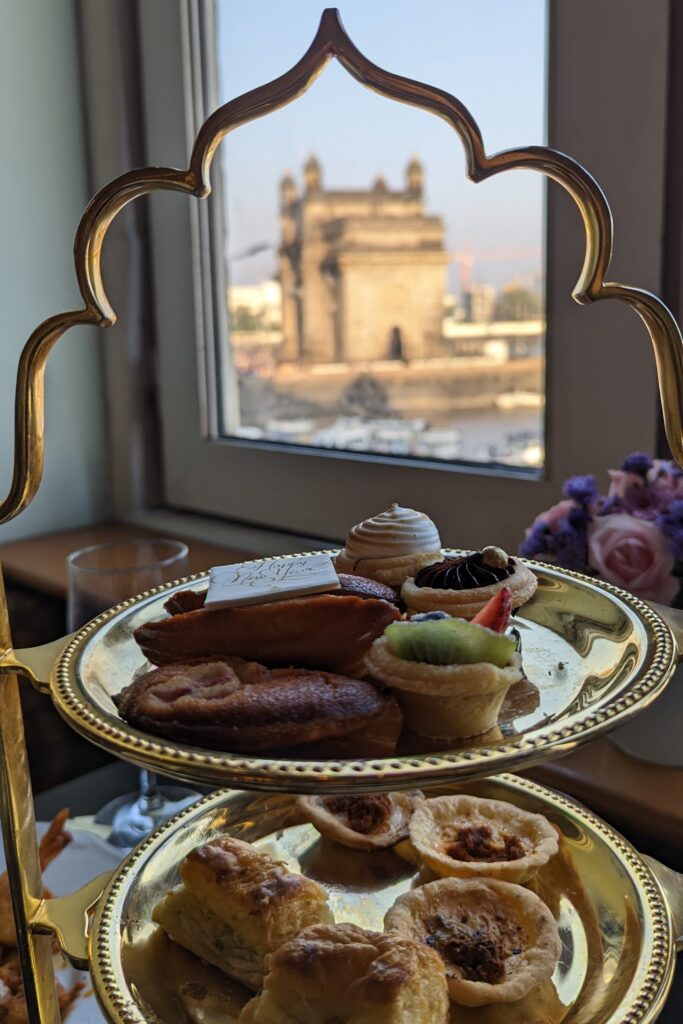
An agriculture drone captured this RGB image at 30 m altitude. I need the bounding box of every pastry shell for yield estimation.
[384,877,561,1006]
[297,791,424,850]
[238,922,449,1023]
[335,549,443,587]
[364,638,522,738]
[402,558,537,618]
[409,795,559,883]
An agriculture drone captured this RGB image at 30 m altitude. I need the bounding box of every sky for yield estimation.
[216,1,547,292]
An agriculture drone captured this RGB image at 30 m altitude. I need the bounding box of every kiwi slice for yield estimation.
[385,618,515,667]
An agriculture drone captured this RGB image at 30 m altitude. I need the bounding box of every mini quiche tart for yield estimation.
[408,795,559,883]
[384,877,561,1006]
[297,791,424,850]
[238,922,449,1023]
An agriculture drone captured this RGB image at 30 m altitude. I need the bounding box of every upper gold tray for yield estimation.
[47,552,677,791]
[89,775,678,1024]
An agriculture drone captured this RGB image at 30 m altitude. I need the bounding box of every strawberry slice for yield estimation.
[471,586,512,633]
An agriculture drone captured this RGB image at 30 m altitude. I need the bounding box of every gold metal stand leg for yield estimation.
[0,569,60,1023]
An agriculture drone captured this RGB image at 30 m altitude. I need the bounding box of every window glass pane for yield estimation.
[215,1,547,469]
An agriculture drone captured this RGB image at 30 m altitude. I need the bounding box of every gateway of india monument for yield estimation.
[278,155,450,364]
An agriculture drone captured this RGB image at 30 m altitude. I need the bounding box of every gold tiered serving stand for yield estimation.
[1,10,682,1023]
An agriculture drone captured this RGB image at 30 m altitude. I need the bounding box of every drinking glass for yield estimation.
[67,538,200,847]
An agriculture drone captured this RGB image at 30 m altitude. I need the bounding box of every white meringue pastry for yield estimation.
[335,503,443,586]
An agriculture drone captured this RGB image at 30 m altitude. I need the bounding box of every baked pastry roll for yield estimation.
[238,922,449,1023]
[134,593,400,674]
[409,795,559,883]
[153,836,333,991]
[384,877,561,1006]
[297,791,423,850]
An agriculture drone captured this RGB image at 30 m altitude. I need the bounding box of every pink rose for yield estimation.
[588,514,678,604]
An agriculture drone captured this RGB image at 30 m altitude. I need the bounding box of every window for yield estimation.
[136,1,670,550]
[216,3,546,471]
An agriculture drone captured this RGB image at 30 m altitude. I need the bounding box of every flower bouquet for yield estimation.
[519,454,683,606]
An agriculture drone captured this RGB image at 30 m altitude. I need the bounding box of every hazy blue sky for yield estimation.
[216,1,547,292]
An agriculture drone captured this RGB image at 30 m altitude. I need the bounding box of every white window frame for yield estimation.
[133,0,670,551]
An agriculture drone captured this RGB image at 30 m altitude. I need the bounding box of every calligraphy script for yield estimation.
[205,554,340,608]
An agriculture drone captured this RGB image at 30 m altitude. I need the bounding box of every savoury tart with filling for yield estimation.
[384,877,561,1006]
[297,791,424,850]
[408,795,559,883]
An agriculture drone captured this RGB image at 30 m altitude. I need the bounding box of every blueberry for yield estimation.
[410,611,452,621]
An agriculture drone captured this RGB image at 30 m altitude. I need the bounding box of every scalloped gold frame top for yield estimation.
[3,7,683,525]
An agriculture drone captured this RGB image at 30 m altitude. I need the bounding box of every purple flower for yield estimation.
[519,504,589,570]
[519,521,551,560]
[562,474,598,506]
[656,499,683,563]
[621,453,653,477]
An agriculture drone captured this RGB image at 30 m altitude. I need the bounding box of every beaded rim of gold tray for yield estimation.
[48,552,676,791]
[88,774,676,1024]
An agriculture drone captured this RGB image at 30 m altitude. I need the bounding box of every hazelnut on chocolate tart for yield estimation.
[135,593,399,675]
[297,791,424,850]
[384,877,561,1006]
[402,546,537,619]
[114,658,394,753]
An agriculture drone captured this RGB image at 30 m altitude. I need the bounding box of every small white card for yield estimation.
[205,554,341,608]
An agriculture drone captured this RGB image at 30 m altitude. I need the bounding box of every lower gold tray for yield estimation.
[89,775,677,1024]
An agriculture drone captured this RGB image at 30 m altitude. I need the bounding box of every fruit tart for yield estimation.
[384,877,561,1006]
[408,795,559,883]
[297,791,424,850]
[335,503,443,586]
[364,614,522,739]
[402,546,537,619]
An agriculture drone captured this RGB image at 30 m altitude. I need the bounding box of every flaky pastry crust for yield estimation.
[297,791,424,850]
[384,877,560,1006]
[238,922,449,1023]
[408,795,559,883]
[154,836,333,991]
[402,558,537,618]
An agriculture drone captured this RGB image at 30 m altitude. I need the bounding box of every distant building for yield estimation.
[278,156,449,363]
[462,283,496,324]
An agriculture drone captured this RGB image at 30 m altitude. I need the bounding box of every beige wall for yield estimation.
[0,0,109,541]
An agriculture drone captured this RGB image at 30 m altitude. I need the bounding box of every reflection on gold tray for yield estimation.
[48,553,676,791]
[89,775,675,1024]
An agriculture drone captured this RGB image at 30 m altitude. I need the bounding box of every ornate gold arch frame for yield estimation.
[1,9,683,1021]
